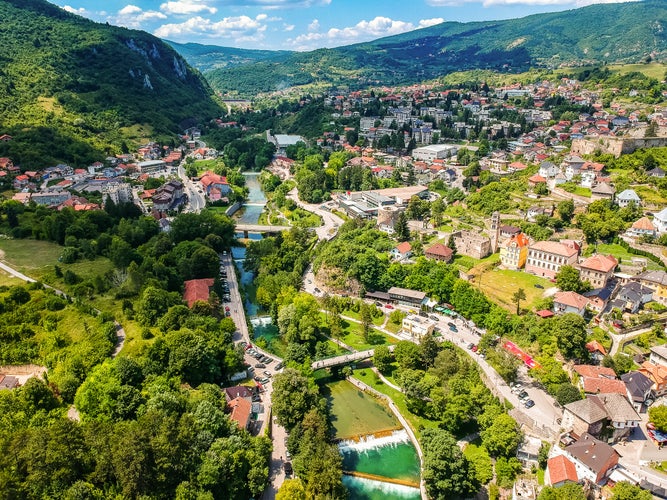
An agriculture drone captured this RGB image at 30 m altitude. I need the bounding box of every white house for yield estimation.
[616,189,641,208]
[654,207,667,234]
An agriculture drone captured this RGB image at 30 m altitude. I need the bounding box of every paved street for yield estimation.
[287,188,343,241]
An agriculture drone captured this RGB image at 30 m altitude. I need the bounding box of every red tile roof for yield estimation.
[425,242,453,260]
[395,242,412,254]
[547,455,578,485]
[554,291,589,310]
[586,340,607,356]
[228,396,252,429]
[582,377,626,395]
[632,217,655,231]
[574,364,616,379]
[183,278,214,308]
[580,254,617,273]
[535,309,555,318]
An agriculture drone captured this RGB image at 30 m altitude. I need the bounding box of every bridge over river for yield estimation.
[311,344,396,371]
[235,223,291,237]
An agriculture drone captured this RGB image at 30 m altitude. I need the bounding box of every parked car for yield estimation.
[255,363,265,369]
[385,304,394,309]
[263,370,272,378]
[260,378,270,384]
[275,362,284,371]
[430,315,439,321]
[471,345,478,353]
[467,343,475,350]
[534,283,543,289]
[449,324,458,333]
[524,399,535,409]
[518,391,530,401]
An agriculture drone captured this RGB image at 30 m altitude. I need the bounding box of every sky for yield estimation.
[52,0,641,51]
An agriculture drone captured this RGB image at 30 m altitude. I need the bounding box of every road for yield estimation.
[287,188,343,241]
[219,252,289,500]
[177,162,206,213]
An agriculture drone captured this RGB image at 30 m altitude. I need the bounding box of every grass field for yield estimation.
[607,63,667,80]
[323,379,401,440]
[633,185,667,206]
[476,268,552,312]
[336,317,397,351]
[341,308,385,326]
[352,369,438,437]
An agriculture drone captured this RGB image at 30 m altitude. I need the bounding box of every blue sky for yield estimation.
[52,0,640,51]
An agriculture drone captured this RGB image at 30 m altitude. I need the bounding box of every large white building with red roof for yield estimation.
[525,240,579,279]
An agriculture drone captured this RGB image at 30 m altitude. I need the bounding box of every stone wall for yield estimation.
[571,137,667,158]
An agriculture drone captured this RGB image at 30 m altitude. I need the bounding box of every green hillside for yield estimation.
[0,0,222,168]
[166,40,292,73]
[205,0,667,96]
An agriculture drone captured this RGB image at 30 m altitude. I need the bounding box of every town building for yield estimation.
[525,241,579,279]
[553,291,588,316]
[390,242,412,261]
[31,191,72,206]
[452,230,491,259]
[578,254,618,288]
[138,159,166,174]
[640,361,667,397]
[424,242,454,263]
[560,433,619,484]
[499,233,530,270]
[654,207,667,234]
[411,144,459,162]
[634,270,667,305]
[620,371,654,413]
[199,171,231,200]
[103,182,133,206]
[401,314,435,340]
[627,217,656,238]
[227,397,252,430]
[387,287,427,308]
[545,455,578,488]
[616,189,641,208]
[183,278,215,308]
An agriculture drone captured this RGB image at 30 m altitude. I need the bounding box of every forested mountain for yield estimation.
[0,0,222,167]
[205,0,667,96]
[166,40,292,73]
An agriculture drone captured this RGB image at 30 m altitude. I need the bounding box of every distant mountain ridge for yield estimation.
[165,40,292,73]
[199,0,667,96]
[0,0,222,168]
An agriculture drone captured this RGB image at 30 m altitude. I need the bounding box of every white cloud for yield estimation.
[290,16,424,50]
[113,5,167,28]
[160,0,217,15]
[62,5,90,15]
[154,15,267,42]
[426,0,638,6]
[419,18,444,28]
[284,24,296,31]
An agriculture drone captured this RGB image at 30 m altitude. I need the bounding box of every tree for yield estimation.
[395,211,410,242]
[556,199,575,224]
[512,288,526,315]
[394,341,423,370]
[447,233,457,258]
[649,405,667,432]
[555,265,590,293]
[610,482,653,500]
[555,383,582,406]
[554,313,588,360]
[420,332,441,368]
[480,413,521,458]
[431,198,445,228]
[494,456,523,488]
[359,302,372,342]
[271,368,320,431]
[373,345,393,374]
[422,428,479,500]
[538,483,587,500]
[277,479,306,500]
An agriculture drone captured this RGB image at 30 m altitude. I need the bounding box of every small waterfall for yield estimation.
[342,475,421,499]
[250,316,273,327]
[338,429,410,453]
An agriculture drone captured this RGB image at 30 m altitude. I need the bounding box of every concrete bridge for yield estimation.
[235,223,291,237]
[311,344,396,370]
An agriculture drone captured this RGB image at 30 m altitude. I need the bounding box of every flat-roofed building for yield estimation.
[388,287,427,307]
[401,314,435,340]
[412,144,459,162]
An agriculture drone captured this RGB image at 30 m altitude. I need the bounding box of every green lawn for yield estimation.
[477,268,551,312]
[342,308,385,326]
[323,379,401,440]
[352,368,438,437]
[0,238,62,272]
[634,185,667,205]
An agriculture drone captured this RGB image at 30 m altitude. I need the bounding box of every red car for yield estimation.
[471,345,478,353]
[225,306,230,312]
[384,304,394,309]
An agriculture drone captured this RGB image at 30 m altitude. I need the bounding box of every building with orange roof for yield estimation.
[526,240,579,279]
[227,397,252,430]
[581,377,627,396]
[628,217,656,238]
[640,361,667,397]
[585,341,607,363]
[578,254,618,288]
[499,233,530,270]
[546,455,578,487]
[183,278,215,308]
[199,171,230,198]
[553,291,589,316]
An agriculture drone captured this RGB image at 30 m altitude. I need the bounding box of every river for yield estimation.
[232,176,420,499]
